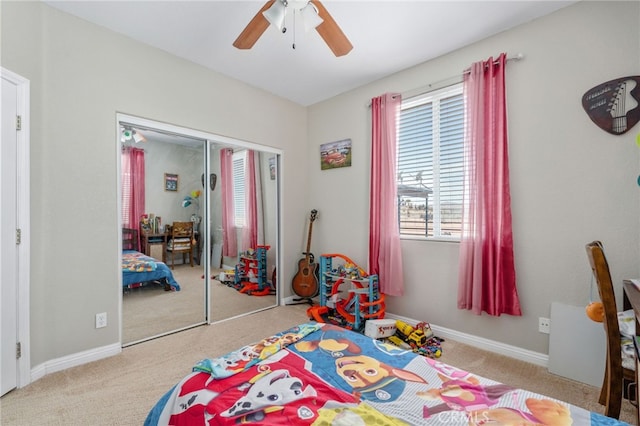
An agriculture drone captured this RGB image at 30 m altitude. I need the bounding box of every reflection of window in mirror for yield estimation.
[233,150,246,227]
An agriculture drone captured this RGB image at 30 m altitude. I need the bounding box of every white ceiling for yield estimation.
[43,0,576,106]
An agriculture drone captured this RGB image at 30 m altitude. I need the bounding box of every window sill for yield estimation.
[399,235,460,243]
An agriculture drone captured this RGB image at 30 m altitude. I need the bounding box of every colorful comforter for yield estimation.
[122,250,180,291]
[145,322,624,425]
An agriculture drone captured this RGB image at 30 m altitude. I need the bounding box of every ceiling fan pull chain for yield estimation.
[292,9,296,50]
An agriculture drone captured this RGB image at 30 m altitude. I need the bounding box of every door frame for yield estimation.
[1,67,31,389]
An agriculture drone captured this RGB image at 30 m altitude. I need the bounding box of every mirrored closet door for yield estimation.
[207,147,280,323]
[118,114,280,346]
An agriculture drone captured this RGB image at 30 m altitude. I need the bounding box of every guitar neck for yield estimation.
[305,222,314,262]
[613,116,628,133]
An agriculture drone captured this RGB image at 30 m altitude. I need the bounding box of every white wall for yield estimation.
[143,140,204,226]
[1,2,309,367]
[307,1,640,354]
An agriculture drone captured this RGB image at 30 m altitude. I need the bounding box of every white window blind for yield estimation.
[232,150,246,227]
[121,153,132,226]
[397,83,464,239]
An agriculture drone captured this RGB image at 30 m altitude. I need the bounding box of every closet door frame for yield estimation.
[116,113,283,345]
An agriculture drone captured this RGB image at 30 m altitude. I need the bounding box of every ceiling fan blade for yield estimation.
[311,0,353,57]
[233,1,275,50]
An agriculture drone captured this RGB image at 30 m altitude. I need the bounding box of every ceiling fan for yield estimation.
[233,0,353,57]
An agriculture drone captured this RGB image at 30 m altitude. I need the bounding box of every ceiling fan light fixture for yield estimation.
[300,2,323,32]
[121,128,133,143]
[132,130,146,143]
[263,0,287,32]
[235,0,351,57]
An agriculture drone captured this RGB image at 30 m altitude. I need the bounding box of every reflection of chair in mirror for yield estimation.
[122,228,139,251]
[166,222,194,269]
[585,240,636,419]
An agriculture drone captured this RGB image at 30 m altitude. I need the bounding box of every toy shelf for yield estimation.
[308,253,385,331]
[323,273,371,284]
[232,245,272,296]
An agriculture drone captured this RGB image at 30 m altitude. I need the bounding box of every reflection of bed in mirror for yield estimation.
[121,228,180,291]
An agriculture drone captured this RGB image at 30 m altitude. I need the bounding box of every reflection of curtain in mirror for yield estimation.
[220,148,238,256]
[241,150,262,251]
[121,147,145,247]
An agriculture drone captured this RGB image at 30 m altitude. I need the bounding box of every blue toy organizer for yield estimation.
[307,253,385,331]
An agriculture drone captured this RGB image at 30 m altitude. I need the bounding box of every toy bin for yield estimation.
[364,318,397,339]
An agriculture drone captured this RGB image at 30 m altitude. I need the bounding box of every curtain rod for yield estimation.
[121,145,146,152]
[462,52,524,75]
[373,53,525,105]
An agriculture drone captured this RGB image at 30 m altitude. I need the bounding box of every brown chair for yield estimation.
[585,240,636,419]
[166,222,194,269]
[122,228,139,251]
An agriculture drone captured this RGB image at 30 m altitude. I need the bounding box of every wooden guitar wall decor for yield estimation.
[582,76,640,135]
[291,209,319,302]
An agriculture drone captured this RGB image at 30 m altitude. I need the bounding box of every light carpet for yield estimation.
[123,265,276,344]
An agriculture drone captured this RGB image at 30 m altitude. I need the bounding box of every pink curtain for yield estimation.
[369,93,404,296]
[457,53,521,316]
[242,150,258,251]
[121,147,145,248]
[220,148,238,256]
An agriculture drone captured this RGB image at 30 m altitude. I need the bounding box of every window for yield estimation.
[232,150,246,227]
[121,165,132,226]
[397,83,464,239]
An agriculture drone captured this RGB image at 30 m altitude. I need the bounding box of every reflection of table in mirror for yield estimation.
[142,231,201,265]
[141,232,167,263]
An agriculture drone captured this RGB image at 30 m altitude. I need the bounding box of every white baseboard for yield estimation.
[282,295,300,305]
[30,343,121,383]
[386,312,548,367]
[26,314,548,387]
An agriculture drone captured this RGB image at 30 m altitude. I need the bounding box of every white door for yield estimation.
[1,76,19,396]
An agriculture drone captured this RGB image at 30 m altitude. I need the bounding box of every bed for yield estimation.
[144,322,625,425]
[122,250,181,291]
[122,227,180,291]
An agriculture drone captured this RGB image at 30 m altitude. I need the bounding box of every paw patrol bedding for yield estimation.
[145,322,625,425]
[122,250,181,291]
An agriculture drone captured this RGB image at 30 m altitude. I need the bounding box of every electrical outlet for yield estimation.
[96,312,107,329]
[538,317,550,334]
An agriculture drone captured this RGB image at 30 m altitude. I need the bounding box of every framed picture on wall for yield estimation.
[164,173,178,191]
[320,138,352,170]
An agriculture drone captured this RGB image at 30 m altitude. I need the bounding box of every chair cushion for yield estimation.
[619,309,636,371]
[167,238,192,250]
